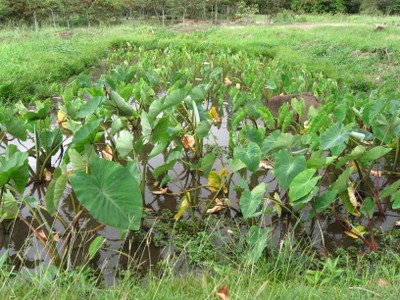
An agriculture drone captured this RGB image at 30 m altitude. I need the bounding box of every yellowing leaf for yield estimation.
[224,77,232,86]
[210,106,219,119]
[174,194,190,220]
[57,110,66,124]
[348,161,358,172]
[216,285,230,300]
[344,225,366,239]
[235,83,241,90]
[347,185,359,212]
[395,220,400,227]
[183,134,195,152]
[208,168,229,194]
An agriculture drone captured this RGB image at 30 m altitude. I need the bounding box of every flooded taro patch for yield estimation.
[0,43,399,283]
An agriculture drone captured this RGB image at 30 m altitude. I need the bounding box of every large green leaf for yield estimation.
[245,226,269,264]
[76,96,106,118]
[105,91,134,116]
[70,157,143,230]
[233,142,261,173]
[361,146,392,163]
[273,149,306,190]
[289,169,321,203]
[116,130,134,158]
[71,119,102,153]
[201,151,216,178]
[319,123,351,151]
[0,146,29,192]
[45,167,67,216]
[240,183,267,219]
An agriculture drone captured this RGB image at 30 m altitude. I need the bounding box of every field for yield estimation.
[0,15,400,299]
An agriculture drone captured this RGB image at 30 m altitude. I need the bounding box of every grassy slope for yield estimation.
[0,16,399,103]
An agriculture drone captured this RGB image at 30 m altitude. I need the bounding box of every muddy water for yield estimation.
[0,101,399,285]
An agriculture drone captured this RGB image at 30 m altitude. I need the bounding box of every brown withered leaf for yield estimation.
[377,278,389,286]
[37,230,60,242]
[183,134,195,152]
[101,144,113,161]
[152,187,168,195]
[216,285,230,300]
[259,160,273,169]
[207,198,226,214]
[370,169,382,177]
[43,168,52,182]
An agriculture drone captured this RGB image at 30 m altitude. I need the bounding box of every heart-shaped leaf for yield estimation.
[70,157,143,230]
[234,142,261,173]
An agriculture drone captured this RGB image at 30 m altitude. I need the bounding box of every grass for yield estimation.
[1,241,399,299]
[0,15,399,103]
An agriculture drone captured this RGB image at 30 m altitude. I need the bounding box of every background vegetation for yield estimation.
[1,0,400,29]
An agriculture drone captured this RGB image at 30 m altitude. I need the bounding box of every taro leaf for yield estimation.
[2,118,27,141]
[0,250,8,268]
[261,130,281,154]
[111,118,123,134]
[339,186,361,217]
[70,157,143,230]
[289,169,321,203]
[195,121,211,139]
[150,117,170,145]
[88,236,105,261]
[147,89,185,122]
[391,189,400,209]
[153,160,176,178]
[233,142,261,173]
[307,150,337,169]
[68,149,86,172]
[240,183,267,219]
[273,149,306,190]
[140,111,152,142]
[332,167,354,194]
[308,189,338,219]
[0,190,19,220]
[319,123,351,151]
[149,141,169,158]
[372,115,400,144]
[266,133,295,155]
[245,226,269,264]
[292,186,319,206]
[0,147,29,193]
[240,125,264,146]
[381,179,400,200]
[40,128,62,154]
[76,96,105,118]
[360,197,375,219]
[45,167,67,216]
[71,119,102,153]
[174,193,190,220]
[228,158,246,173]
[336,145,366,168]
[126,161,141,185]
[201,151,216,178]
[208,168,229,194]
[106,91,134,116]
[257,106,275,130]
[282,111,294,132]
[116,130,134,158]
[361,146,392,163]
[24,101,51,120]
[145,70,160,86]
